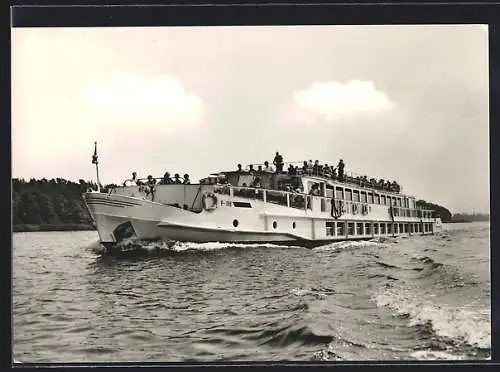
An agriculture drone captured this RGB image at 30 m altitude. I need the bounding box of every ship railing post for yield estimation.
[229,185,234,198]
[286,192,290,207]
[263,189,267,203]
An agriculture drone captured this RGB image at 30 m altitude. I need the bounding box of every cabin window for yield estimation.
[381,223,386,234]
[388,223,393,234]
[397,198,402,207]
[365,223,371,235]
[321,199,327,212]
[356,223,363,235]
[326,221,335,236]
[273,221,278,229]
[337,222,345,236]
[336,187,344,200]
[360,191,367,203]
[348,222,355,235]
[345,189,352,201]
[292,222,296,229]
[353,190,360,202]
[394,224,399,234]
[404,224,409,233]
[326,188,334,198]
[233,219,239,227]
[367,192,373,204]
[374,223,379,234]
[387,196,392,206]
[399,223,404,233]
[381,195,386,205]
[375,194,380,204]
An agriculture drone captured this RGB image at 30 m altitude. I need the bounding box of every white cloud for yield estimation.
[84,74,203,133]
[293,80,396,120]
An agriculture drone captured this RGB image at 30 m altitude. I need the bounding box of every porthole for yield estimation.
[233,219,239,228]
[273,221,278,229]
[292,222,296,229]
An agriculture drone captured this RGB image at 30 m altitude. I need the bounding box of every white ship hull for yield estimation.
[83,182,438,252]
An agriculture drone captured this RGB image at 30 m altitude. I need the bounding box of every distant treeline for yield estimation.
[415,199,489,223]
[415,200,452,222]
[450,213,490,223]
[12,178,103,232]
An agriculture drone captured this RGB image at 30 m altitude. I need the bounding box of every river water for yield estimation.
[12,222,491,362]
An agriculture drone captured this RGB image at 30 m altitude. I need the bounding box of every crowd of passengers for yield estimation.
[122,151,401,194]
[236,152,401,193]
[123,171,191,187]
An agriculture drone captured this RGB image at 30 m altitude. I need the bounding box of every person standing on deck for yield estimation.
[161,172,173,184]
[263,161,274,173]
[337,159,345,182]
[313,160,320,176]
[146,175,156,187]
[173,174,182,184]
[273,152,284,173]
[302,161,308,174]
[124,172,138,186]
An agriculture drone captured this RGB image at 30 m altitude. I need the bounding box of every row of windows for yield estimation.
[232,218,433,235]
[325,221,433,237]
[328,200,433,219]
[331,186,412,209]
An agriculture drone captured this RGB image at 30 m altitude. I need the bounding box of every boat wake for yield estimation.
[91,238,304,256]
[312,239,389,253]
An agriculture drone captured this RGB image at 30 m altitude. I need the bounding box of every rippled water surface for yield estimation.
[13,222,491,362]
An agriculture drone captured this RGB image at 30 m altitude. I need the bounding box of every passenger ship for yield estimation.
[83,163,442,252]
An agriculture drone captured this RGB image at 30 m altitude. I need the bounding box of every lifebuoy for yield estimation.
[202,192,218,211]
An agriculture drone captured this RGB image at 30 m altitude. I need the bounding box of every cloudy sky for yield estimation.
[12,25,488,214]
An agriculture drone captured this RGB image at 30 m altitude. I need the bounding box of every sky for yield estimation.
[11,25,489,214]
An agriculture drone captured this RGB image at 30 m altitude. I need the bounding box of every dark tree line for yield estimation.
[450,213,490,223]
[415,200,452,222]
[416,200,489,223]
[12,178,108,231]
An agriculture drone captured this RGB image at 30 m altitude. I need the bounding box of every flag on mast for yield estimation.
[92,142,98,165]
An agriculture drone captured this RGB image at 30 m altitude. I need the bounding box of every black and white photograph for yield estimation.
[12,24,490,362]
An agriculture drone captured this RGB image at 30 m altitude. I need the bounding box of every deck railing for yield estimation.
[242,162,403,194]
[212,185,434,218]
